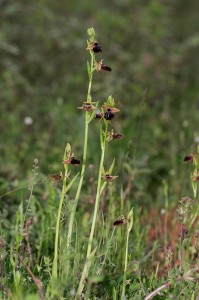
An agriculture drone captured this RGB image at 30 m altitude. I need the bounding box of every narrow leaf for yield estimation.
[87,245,98,260]
[127,207,134,232]
[65,173,80,193]
[100,181,107,196]
[108,158,115,174]
[75,246,98,299]
[88,111,95,123]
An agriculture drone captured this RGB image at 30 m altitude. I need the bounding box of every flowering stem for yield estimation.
[87,120,109,258]
[75,121,109,298]
[65,50,95,277]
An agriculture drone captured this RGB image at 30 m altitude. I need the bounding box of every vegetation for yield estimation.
[0,1,199,299]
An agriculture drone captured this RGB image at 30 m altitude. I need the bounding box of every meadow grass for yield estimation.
[1,15,199,300]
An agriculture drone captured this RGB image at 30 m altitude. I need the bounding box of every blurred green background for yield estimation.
[1,0,199,209]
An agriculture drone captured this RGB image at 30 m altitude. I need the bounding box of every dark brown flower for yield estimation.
[86,41,102,53]
[62,155,81,166]
[107,130,124,142]
[113,216,127,226]
[184,153,196,162]
[101,64,112,71]
[96,60,112,72]
[192,174,199,182]
[104,106,120,121]
[49,172,63,182]
[104,108,115,121]
[95,113,103,119]
[70,157,81,166]
[102,172,118,183]
[92,42,102,53]
[95,106,120,122]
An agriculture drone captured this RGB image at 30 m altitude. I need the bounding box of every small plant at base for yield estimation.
[51,143,79,284]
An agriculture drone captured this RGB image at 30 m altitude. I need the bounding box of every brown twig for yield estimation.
[144,274,195,300]
[19,256,45,300]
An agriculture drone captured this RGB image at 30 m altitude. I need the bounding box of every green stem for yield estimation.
[87,121,109,258]
[121,230,130,300]
[66,52,94,249]
[75,121,109,298]
[65,51,95,280]
[66,112,89,248]
[52,151,68,280]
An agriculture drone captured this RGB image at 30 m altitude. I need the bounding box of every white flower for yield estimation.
[24,116,33,125]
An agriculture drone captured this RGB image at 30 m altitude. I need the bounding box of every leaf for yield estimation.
[191,180,197,199]
[88,110,96,123]
[108,158,115,174]
[88,245,98,260]
[88,102,98,123]
[99,181,107,196]
[127,207,134,233]
[65,173,80,193]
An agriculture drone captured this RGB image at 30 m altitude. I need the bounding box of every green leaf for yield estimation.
[76,246,98,298]
[88,110,96,123]
[65,172,80,193]
[127,208,134,232]
[191,180,197,199]
[100,181,107,196]
[88,101,98,123]
[108,158,115,174]
[88,245,98,260]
